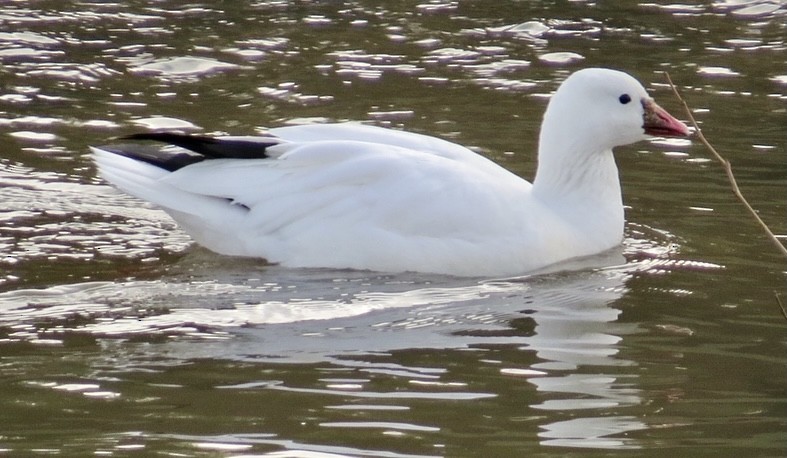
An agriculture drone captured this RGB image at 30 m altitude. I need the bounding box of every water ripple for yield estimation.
[129,56,240,81]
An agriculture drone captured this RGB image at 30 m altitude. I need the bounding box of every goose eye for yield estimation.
[619,94,632,105]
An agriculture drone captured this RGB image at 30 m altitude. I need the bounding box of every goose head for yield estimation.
[538,68,689,158]
[534,68,689,200]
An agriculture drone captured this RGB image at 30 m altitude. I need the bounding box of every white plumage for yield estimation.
[92,68,689,277]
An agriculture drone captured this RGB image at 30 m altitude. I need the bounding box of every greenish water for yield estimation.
[1,1,785,456]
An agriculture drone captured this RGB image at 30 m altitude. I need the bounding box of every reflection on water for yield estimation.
[2,251,692,450]
[539,416,648,449]
[0,0,785,456]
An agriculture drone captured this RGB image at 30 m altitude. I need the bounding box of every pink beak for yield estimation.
[642,99,690,138]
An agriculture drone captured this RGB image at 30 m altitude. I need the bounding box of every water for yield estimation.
[1,1,785,456]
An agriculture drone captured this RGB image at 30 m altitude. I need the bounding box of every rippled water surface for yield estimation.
[1,1,785,456]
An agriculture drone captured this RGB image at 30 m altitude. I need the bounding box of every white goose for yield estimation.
[92,68,689,277]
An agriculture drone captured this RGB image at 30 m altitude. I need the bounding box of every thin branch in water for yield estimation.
[776,292,787,321]
[663,72,787,259]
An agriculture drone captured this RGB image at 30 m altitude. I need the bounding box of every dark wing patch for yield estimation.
[99,132,282,172]
[96,143,206,172]
[122,132,279,159]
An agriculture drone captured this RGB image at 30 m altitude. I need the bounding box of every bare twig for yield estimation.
[663,72,787,259]
[776,292,787,321]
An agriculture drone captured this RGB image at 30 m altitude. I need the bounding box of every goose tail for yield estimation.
[91,146,249,255]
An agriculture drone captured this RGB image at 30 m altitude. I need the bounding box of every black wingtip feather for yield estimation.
[121,131,277,160]
[97,143,207,172]
[96,131,283,172]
